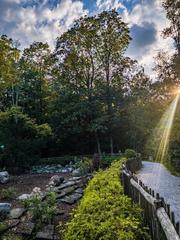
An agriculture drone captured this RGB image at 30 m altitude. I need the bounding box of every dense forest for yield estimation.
[0,0,179,172]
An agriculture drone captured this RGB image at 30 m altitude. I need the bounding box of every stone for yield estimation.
[17,194,31,200]
[68,176,81,181]
[60,193,82,205]
[0,203,11,218]
[9,208,25,219]
[72,169,80,176]
[0,171,9,184]
[15,221,35,236]
[36,224,54,240]
[49,175,64,186]
[56,186,75,199]
[75,188,84,194]
[58,181,76,190]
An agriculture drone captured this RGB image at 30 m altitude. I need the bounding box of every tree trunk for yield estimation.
[95,133,102,157]
[110,135,114,156]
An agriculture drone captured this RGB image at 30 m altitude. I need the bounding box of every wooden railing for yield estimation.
[121,165,180,240]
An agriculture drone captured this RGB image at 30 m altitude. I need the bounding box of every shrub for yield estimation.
[64,159,150,240]
[0,107,52,172]
[75,157,93,175]
[124,149,137,158]
[0,187,16,199]
[25,191,57,229]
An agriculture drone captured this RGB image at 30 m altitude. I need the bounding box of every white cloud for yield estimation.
[0,0,175,79]
[0,0,88,49]
[96,0,125,11]
[122,0,175,79]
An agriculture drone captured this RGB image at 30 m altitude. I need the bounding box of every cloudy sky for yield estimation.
[0,0,174,79]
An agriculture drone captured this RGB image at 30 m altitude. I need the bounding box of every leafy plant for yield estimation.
[1,234,22,240]
[124,149,137,158]
[0,187,16,199]
[25,191,57,229]
[0,222,8,233]
[75,157,93,175]
[64,158,150,240]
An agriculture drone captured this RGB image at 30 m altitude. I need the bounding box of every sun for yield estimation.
[175,89,180,95]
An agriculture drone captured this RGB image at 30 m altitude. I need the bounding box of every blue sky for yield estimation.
[0,0,174,79]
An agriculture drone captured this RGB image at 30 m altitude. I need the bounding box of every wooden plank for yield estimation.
[157,207,180,240]
[130,178,155,206]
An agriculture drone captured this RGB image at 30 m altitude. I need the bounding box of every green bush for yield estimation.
[75,157,93,175]
[64,159,150,240]
[124,149,137,158]
[0,107,52,172]
[0,187,16,199]
[25,191,57,229]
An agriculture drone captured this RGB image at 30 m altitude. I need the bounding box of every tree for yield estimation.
[0,35,20,110]
[55,10,131,154]
[163,0,180,55]
[0,107,52,172]
[19,42,56,123]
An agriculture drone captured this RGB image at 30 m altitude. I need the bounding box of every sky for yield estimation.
[0,0,175,79]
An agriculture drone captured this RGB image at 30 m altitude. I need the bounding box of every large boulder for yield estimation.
[0,171,9,184]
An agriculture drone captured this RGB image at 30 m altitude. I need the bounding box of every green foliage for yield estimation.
[64,159,150,240]
[124,149,137,158]
[75,157,93,175]
[0,107,52,172]
[25,192,57,228]
[1,234,22,240]
[0,187,16,199]
[0,222,8,233]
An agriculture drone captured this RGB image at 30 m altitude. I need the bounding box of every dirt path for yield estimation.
[136,161,180,222]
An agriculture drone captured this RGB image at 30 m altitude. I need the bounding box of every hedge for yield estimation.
[63,159,150,240]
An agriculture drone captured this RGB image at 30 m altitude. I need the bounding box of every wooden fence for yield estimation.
[121,165,180,240]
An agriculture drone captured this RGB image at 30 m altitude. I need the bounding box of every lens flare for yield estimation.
[175,89,180,95]
[147,95,180,163]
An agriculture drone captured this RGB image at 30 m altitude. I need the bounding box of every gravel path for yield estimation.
[136,161,180,222]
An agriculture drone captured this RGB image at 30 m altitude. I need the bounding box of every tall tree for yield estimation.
[19,42,56,123]
[55,10,131,154]
[0,35,20,110]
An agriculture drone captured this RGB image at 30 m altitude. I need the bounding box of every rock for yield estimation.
[0,171,9,184]
[36,224,54,240]
[68,176,81,181]
[17,194,31,201]
[72,169,80,176]
[0,203,11,219]
[56,186,75,199]
[9,208,25,219]
[14,221,35,236]
[58,181,76,190]
[49,175,64,187]
[75,188,84,194]
[60,193,82,205]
